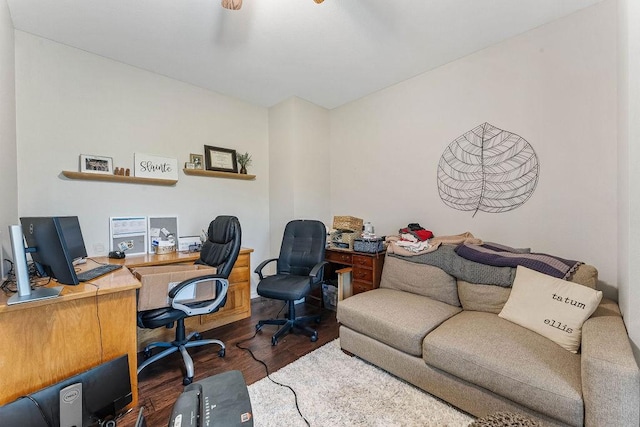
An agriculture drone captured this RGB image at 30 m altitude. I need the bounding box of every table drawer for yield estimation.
[352,254,374,268]
[352,266,373,283]
[352,281,374,295]
[326,250,353,265]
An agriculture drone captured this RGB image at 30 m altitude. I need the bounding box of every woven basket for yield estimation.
[333,216,363,232]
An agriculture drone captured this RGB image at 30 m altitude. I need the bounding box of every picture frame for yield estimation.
[204,145,238,173]
[189,153,204,170]
[80,154,113,174]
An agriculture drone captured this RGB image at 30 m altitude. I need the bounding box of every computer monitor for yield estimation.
[0,355,133,427]
[20,216,83,286]
[56,216,88,262]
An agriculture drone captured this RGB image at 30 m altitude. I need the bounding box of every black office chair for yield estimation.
[255,219,327,345]
[137,215,242,385]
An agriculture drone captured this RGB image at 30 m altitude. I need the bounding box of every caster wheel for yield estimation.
[310,334,318,343]
[183,377,193,386]
[271,336,278,346]
[256,324,263,332]
[143,349,152,359]
[193,333,202,340]
[218,348,226,357]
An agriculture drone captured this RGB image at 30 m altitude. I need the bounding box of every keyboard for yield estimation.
[77,264,122,282]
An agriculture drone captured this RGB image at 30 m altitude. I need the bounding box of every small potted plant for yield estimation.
[237,152,252,174]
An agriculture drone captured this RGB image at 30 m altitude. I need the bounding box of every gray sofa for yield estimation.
[337,254,640,426]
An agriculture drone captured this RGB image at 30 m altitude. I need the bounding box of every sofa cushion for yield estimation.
[457,280,511,314]
[337,288,461,356]
[568,263,598,289]
[423,311,583,426]
[499,266,603,353]
[380,255,460,306]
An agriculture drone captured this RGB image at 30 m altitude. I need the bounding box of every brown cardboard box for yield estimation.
[133,264,217,311]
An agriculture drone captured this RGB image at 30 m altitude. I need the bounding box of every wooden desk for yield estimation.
[93,250,202,268]
[325,248,386,295]
[0,266,140,406]
[94,249,254,351]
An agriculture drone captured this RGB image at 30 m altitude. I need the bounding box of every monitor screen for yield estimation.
[56,216,88,262]
[20,216,81,285]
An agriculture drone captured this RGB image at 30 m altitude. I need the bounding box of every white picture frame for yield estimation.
[109,216,148,256]
[80,154,113,175]
[148,216,179,254]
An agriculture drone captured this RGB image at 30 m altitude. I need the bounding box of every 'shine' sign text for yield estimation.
[134,153,179,180]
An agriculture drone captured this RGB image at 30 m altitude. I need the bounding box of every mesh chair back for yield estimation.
[277,220,326,284]
[196,216,242,278]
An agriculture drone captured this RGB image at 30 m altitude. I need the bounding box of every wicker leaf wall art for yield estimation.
[437,122,539,217]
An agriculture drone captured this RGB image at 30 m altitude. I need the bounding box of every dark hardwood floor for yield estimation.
[118,297,339,427]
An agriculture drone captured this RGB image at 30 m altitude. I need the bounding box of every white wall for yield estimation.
[268,97,330,255]
[618,0,640,357]
[14,32,270,296]
[0,0,17,279]
[330,1,618,297]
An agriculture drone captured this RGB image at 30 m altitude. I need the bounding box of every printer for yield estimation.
[169,370,253,427]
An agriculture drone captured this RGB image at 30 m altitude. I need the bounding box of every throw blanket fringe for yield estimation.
[455,243,582,279]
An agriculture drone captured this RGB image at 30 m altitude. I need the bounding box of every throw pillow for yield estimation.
[498,266,603,353]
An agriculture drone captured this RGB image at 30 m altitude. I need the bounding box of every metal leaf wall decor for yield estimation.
[437,122,539,217]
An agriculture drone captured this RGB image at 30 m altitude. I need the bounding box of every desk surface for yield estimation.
[0,260,140,314]
[92,247,253,269]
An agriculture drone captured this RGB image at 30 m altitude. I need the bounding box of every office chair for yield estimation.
[137,215,242,385]
[255,219,327,345]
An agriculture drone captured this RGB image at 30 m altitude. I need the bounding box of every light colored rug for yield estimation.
[248,339,474,427]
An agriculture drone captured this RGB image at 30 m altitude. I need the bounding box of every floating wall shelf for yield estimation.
[182,168,256,180]
[61,171,178,186]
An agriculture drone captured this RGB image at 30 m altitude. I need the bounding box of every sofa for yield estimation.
[337,251,640,427]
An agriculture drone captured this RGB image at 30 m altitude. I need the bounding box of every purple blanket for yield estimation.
[454,242,581,279]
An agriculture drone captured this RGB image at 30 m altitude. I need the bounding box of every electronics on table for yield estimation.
[7,216,121,305]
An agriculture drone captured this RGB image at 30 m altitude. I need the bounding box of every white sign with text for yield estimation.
[134,153,179,180]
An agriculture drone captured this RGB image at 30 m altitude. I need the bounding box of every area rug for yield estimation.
[247,339,474,426]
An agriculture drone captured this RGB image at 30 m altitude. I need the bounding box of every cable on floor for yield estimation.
[235,321,311,427]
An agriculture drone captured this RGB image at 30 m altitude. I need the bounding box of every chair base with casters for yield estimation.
[256,300,321,345]
[137,318,225,385]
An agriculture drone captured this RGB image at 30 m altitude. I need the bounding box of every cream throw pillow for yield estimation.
[499,266,603,353]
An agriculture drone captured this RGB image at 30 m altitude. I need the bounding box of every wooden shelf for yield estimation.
[182,168,256,180]
[61,171,178,186]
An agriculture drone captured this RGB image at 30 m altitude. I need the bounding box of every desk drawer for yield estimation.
[352,254,374,268]
[352,266,373,283]
[352,281,374,295]
[326,250,352,265]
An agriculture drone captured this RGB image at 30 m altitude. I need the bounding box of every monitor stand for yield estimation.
[6,225,62,306]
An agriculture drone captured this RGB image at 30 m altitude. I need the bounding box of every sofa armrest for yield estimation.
[581,298,640,427]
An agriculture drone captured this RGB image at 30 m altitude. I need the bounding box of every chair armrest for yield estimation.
[254,258,278,280]
[581,298,640,427]
[309,260,328,279]
[170,275,229,316]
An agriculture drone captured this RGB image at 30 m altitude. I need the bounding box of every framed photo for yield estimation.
[80,154,113,174]
[204,145,238,173]
[189,153,204,170]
